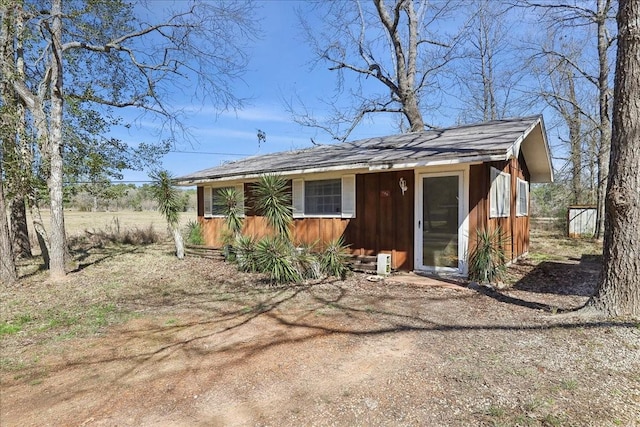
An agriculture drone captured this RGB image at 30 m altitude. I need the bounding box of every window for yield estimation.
[212,187,232,216]
[305,179,341,214]
[203,184,244,217]
[292,175,356,218]
[490,167,511,218]
[516,178,529,216]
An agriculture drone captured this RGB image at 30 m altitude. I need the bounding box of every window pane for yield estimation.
[517,180,528,216]
[304,179,341,214]
[490,167,510,218]
[212,187,232,216]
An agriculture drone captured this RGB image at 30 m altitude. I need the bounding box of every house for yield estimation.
[176,115,553,276]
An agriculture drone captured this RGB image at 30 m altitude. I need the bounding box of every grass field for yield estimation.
[26,210,195,247]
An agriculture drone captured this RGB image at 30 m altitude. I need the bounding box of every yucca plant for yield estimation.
[320,236,351,279]
[217,187,244,242]
[234,234,259,272]
[255,236,301,284]
[149,169,184,259]
[293,242,322,280]
[185,220,205,245]
[468,227,508,284]
[252,175,292,240]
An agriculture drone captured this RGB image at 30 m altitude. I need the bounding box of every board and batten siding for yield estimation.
[344,171,414,271]
[196,172,415,271]
[468,154,531,262]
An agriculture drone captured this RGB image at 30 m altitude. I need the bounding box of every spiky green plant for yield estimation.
[149,169,184,259]
[293,242,322,279]
[321,236,351,279]
[468,227,508,284]
[255,236,301,284]
[185,220,205,245]
[235,235,259,272]
[217,187,244,242]
[252,175,292,239]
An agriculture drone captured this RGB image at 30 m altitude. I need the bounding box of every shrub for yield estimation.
[468,227,508,284]
[320,236,351,279]
[234,235,259,272]
[255,236,301,284]
[120,226,160,245]
[72,218,161,248]
[217,187,244,243]
[185,220,205,245]
[252,175,292,239]
[293,243,322,280]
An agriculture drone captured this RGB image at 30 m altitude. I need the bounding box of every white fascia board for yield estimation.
[386,154,508,170]
[176,154,512,186]
[508,117,540,160]
[177,163,371,186]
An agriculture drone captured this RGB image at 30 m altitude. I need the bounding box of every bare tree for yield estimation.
[585,0,639,318]
[1,0,257,278]
[290,0,464,140]
[1,2,32,259]
[522,0,616,238]
[454,0,527,123]
[539,53,586,205]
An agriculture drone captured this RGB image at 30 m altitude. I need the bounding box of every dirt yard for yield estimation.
[1,223,639,426]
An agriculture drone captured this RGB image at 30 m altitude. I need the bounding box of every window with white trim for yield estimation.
[490,167,511,218]
[292,175,356,218]
[516,177,529,216]
[305,179,341,214]
[203,184,244,217]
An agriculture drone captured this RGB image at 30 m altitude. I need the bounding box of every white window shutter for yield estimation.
[203,186,212,217]
[503,174,511,216]
[292,179,304,218]
[516,179,529,216]
[489,168,499,218]
[341,175,356,218]
[235,183,245,217]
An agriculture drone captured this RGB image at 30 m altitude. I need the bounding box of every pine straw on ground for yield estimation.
[1,236,639,427]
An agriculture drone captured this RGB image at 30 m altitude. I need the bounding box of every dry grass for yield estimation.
[1,213,639,426]
[27,210,194,247]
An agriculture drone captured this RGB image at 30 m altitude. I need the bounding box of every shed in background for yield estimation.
[567,206,597,238]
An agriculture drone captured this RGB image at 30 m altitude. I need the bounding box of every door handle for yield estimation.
[418,220,421,228]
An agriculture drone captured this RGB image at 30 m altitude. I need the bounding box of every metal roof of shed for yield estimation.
[176,115,553,184]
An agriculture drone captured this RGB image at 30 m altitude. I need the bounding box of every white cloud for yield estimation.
[175,104,292,124]
[221,106,292,123]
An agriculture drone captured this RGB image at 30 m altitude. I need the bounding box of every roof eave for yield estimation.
[175,153,510,186]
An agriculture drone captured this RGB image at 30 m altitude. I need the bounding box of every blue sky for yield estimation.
[109,0,573,185]
[113,1,405,184]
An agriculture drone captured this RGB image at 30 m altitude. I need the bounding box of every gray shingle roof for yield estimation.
[177,115,552,184]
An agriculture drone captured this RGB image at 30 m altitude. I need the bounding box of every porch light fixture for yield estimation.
[399,177,408,195]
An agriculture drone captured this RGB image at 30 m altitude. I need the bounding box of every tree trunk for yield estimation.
[563,68,582,205]
[10,198,31,258]
[586,0,640,318]
[1,171,18,285]
[595,0,612,239]
[28,192,51,270]
[47,0,68,278]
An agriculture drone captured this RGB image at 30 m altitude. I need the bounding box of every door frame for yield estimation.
[414,168,469,276]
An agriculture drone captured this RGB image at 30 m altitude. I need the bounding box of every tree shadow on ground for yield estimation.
[511,254,602,297]
[70,245,140,273]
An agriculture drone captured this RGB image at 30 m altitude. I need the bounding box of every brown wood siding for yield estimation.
[197,171,414,270]
[468,156,531,262]
[345,171,414,270]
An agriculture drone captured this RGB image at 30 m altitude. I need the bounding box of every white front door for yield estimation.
[416,171,466,274]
